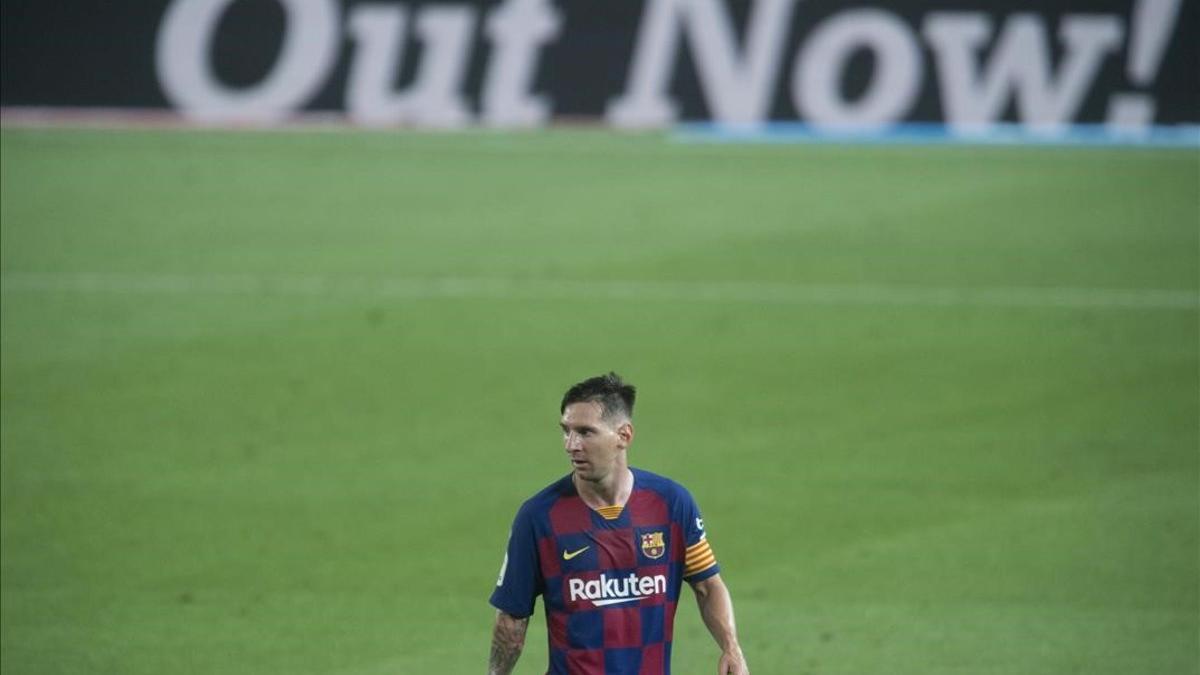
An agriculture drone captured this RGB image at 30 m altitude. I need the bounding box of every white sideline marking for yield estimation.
[1,272,1196,310]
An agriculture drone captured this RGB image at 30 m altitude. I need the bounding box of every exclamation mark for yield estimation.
[1107,0,1182,129]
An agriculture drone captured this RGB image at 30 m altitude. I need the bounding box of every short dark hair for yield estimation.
[560,372,636,421]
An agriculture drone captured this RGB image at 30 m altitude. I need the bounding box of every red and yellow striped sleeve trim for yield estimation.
[684,538,717,577]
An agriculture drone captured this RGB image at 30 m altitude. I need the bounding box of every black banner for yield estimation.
[3,0,1196,128]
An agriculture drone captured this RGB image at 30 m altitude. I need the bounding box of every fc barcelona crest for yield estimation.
[641,531,665,559]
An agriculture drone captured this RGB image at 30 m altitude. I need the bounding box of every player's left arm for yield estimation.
[690,573,749,675]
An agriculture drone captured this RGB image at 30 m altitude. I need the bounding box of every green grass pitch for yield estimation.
[1,128,1197,674]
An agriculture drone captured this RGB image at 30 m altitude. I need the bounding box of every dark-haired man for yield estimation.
[488,373,748,675]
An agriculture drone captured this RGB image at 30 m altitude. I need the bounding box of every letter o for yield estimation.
[156,0,340,122]
[792,9,921,129]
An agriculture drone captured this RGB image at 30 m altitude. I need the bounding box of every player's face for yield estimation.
[560,402,632,482]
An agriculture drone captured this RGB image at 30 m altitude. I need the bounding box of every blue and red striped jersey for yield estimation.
[490,467,719,674]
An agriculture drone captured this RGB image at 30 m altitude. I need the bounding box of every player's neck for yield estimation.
[574,465,633,508]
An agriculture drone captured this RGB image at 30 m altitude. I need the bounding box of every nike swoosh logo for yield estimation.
[563,546,589,560]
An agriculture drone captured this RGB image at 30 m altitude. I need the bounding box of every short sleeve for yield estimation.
[489,503,542,618]
[679,487,720,583]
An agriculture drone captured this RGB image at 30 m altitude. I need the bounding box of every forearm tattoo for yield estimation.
[488,612,529,675]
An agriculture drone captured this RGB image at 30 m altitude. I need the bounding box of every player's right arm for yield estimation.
[488,609,529,675]
[488,502,542,674]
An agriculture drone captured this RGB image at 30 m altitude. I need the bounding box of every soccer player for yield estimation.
[488,373,749,675]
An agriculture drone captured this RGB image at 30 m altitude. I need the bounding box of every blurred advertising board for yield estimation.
[2,0,1195,131]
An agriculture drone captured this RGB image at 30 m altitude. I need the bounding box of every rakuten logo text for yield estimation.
[568,573,667,607]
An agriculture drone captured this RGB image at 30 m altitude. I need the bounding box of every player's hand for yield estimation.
[718,648,749,675]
